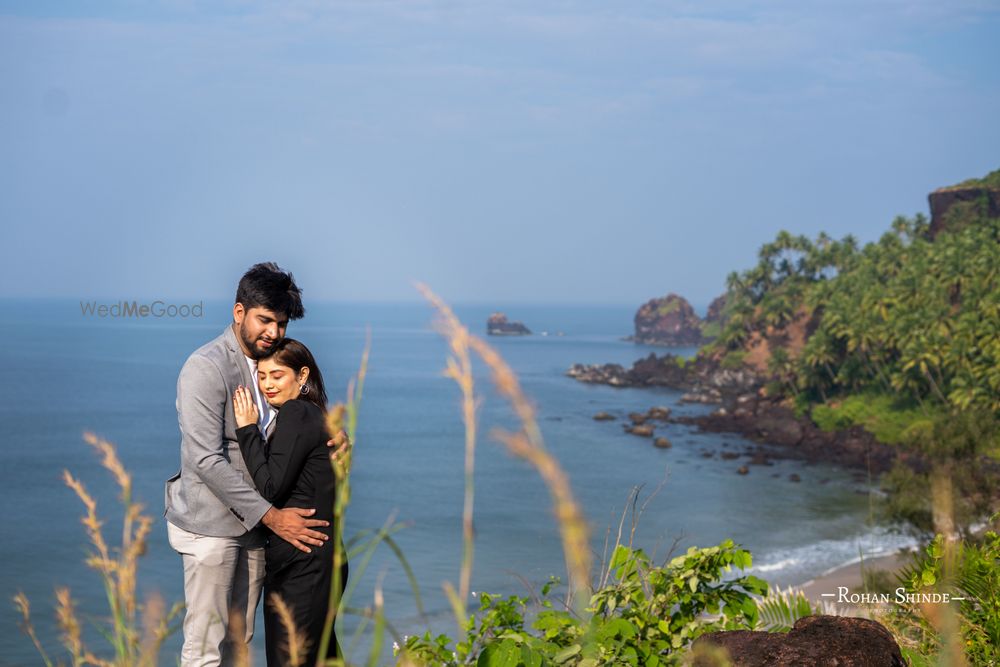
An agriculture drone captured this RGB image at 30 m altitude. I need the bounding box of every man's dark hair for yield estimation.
[235,262,305,320]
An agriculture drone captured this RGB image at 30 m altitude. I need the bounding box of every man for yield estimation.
[165,262,347,666]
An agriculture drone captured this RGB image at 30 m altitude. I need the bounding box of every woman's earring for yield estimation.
[300,384,310,395]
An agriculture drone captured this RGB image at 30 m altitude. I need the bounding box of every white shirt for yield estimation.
[244,355,275,436]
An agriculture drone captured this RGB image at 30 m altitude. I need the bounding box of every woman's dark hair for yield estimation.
[268,338,328,412]
[235,262,305,321]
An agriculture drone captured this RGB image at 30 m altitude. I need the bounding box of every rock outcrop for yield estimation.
[692,615,905,667]
[627,294,705,346]
[567,352,760,395]
[680,397,903,472]
[487,312,531,336]
[705,294,727,324]
[928,170,1000,239]
[568,353,904,472]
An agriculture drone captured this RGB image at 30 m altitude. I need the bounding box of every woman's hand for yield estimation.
[233,385,260,429]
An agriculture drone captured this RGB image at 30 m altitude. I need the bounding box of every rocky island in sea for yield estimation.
[487,311,531,336]
[623,292,727,346]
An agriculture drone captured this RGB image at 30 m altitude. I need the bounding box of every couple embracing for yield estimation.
[165,262,349,666]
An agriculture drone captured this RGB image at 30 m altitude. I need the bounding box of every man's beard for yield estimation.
[239,322,277,360]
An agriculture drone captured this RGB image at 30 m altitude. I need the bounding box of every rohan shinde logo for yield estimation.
[824,587,970,605]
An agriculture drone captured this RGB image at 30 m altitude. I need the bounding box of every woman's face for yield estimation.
[257,357,308,408]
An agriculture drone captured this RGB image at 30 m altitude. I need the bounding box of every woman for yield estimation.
[232,338,348,666]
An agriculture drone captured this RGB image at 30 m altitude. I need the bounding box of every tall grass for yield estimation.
[14,432,182,667]
[417,283,592,613]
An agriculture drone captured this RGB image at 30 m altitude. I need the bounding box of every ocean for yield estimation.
[0,299,915,665]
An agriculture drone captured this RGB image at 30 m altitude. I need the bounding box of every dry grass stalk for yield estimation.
[364,573,388,667]
[415,282,481,620]
[491,430,592,603]
[318,333,370,665]
[463,334,592,600]
[15,434,180,666]
[83,432,131,500]
[62,470,115,577]
[417,283,592,609]
[269,592,310,667]
[55,587,85,665]
[137,593,172,667]
[227,607,251,667]
[13,591,54,667]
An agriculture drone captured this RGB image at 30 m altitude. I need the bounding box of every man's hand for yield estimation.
[327,428,351,463]
[261,507,329,553]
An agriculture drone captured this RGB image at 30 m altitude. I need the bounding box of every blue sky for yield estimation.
[2,0,998,305]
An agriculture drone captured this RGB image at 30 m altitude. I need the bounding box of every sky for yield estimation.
[2,0,998,306]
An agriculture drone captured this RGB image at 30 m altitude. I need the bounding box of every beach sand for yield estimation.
[792,549,916,615]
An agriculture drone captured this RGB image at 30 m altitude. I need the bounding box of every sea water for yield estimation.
[0,300,914,665]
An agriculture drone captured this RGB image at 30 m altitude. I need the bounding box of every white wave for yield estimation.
[749,524,920,586]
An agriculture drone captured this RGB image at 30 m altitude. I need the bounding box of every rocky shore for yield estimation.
[568,353,906,473]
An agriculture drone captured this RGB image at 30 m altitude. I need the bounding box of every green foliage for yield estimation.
[878,465,936,534]
[754,587,817,633]
[699,320,722,340]
[790,392,811,419]
[715,229,858,352]
[667,354,690,369]
[397,542,770,666]
[884,531,1000,666]
[808,392,941,445]
[719,350,746,371]
[804,213,1000,415]
[398,591,535,666]
[879,409,1000,536]
[955,168,1000,189]
[655,299,682,317]
[711,202,1000,419]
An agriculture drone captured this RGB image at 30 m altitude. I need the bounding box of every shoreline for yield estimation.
[568,356,906,474]
[793,549,914,610]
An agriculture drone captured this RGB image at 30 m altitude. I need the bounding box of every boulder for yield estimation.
[692,615,905,667]
[681,390,723,404]
[647,406,673,420]
[625,423,655,437]
[755,413,804,447]
[566,363,630,385]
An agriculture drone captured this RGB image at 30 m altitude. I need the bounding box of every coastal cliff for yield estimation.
[928,169,1000,238]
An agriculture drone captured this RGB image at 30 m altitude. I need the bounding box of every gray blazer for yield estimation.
[164,325,273,537]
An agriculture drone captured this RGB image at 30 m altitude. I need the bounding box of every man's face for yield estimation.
[234,304,289,359]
